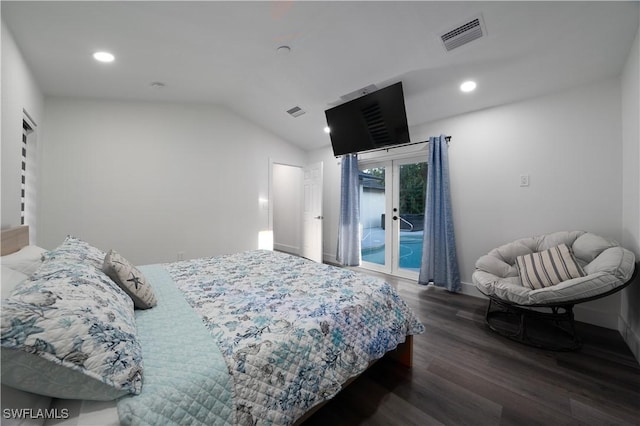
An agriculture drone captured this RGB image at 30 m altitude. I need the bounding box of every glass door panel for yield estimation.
[359,158,427,279]
[359,166,389,270]
[396,160,427,274]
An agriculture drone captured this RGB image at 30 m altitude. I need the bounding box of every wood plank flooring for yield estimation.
[303,272,640,425]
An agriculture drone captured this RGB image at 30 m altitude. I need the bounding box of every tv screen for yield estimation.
[325,82,410,156]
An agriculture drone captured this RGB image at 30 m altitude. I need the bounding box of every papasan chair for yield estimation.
[472,231,637,350]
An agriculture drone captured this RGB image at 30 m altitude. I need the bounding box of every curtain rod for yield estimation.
[341,136,452,157]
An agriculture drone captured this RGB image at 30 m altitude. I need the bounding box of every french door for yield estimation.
[359,158,427,279]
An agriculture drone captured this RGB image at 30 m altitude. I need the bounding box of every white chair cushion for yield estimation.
[473,231,636,306]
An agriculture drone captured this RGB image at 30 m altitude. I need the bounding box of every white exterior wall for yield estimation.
[360,188,385,230]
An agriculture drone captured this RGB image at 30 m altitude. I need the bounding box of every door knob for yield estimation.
[314,215,324,219]
[392,216,398,220]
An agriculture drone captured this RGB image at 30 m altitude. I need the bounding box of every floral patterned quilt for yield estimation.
[165,250,425,425]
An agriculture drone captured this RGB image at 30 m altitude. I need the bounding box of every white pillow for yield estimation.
[1,245,47,276]
[1,266,29,297]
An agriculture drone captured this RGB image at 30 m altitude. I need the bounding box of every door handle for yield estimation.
[392,216,398,220]
[314,216,324,219]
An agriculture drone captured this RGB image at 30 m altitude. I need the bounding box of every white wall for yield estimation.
[272,163,303,255]
[620,28,640,361]
[38,98,306,265]
[315,78,625,329]
[1,22,44,240]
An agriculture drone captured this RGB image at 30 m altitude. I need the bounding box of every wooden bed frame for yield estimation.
[1,225,29,256]
[293,336,413,424]
[1,225,414,423]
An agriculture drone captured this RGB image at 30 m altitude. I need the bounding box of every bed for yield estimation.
[1,226,424,425]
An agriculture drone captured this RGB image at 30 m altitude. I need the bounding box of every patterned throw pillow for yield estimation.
[41,236,106,270]
[516,243,586,290]
[103,250,157,309]
[0,259,142,400]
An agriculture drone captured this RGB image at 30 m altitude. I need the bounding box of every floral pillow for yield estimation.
[0,257,143,400]
[41,236,106,270]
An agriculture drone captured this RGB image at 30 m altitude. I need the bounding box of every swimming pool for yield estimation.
[361,233,423,271]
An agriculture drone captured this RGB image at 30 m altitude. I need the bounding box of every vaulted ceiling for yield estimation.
[2,1,638,151]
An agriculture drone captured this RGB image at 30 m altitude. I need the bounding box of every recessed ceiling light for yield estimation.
[324,126,331,134]
[460,80,477,92]
[93,51,115,63]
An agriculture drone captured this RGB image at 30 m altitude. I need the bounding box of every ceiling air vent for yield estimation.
[440,15,486,52]
[286,106,306,118]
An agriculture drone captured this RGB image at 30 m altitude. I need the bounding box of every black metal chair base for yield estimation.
[485,297,581,351]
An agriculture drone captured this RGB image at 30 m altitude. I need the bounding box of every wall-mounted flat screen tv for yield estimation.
[325,82,410,156]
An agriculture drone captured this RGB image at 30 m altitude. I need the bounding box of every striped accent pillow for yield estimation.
[516,243,586,290]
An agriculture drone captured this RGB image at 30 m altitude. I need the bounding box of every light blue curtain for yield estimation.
[337,154,361,266]
[419,135,460,291]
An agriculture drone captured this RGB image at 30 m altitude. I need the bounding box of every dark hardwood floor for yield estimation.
[303,272,640,426]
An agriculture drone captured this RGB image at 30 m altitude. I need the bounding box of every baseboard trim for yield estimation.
[274,243,300,256]
[460,280,487,299]
[574,304,619,330]
[323,253,338,265]
[619,315,640,364]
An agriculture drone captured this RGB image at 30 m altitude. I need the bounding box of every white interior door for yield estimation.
[302,162,323,262]
[272,164,303,255]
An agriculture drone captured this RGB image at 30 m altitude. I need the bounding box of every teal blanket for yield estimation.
[117,265,236,426]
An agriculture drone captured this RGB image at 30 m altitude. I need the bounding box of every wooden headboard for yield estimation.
[1,226,30,256]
